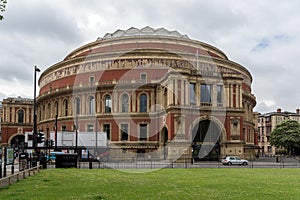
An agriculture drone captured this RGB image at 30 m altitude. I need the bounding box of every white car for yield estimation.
[221,156,248,166]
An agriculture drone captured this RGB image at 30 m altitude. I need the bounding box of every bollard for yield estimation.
[89,161,92,169]
[0,162,2,178]
[40,156,47,169]
[32,159,37,168]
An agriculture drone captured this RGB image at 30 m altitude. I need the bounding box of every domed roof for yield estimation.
[99,26,189,40]
[58,26,233,65]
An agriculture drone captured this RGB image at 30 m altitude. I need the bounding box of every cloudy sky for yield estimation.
[0,0,299,113]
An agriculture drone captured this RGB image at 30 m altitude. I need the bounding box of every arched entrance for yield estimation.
[160,127,168,159]
[191,119,221,161]
[10,134,25,153]
[160,127,168,145]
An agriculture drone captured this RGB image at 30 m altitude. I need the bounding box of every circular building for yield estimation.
[37,26,257,161]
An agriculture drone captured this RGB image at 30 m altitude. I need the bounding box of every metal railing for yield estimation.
[0,165,42,188]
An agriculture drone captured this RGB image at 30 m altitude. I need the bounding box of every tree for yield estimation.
[0,0,7,21]
[270,120,300,155]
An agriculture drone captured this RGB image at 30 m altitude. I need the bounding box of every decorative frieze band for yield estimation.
[40,58,250,88]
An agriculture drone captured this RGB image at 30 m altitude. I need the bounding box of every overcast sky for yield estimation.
[0,0,299,113]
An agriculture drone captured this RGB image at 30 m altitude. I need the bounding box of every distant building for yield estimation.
[0,102,2,144]
[0,97,33,149]
[37,26,257,160]
[257,108,300,155]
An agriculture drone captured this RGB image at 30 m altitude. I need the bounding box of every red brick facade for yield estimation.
[1,97,33,146]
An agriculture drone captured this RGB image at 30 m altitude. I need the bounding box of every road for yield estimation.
[1,158,299,177]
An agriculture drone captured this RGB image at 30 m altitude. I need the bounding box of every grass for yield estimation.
[0,168,300,200]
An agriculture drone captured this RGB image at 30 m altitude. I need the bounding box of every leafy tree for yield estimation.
[270,120,300,155]
[0,0,7,21]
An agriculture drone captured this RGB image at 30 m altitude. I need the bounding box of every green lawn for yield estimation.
[0,168,300,200]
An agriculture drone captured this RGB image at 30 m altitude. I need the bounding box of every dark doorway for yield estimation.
[161,127,168,145]
[191,120,221,161]
[10,135,25,154]
[160,127,168,159]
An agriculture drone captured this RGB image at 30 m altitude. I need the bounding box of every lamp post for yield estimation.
[75,115,78,154]
[33,66,40,152]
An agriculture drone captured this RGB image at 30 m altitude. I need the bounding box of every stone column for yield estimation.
[239,84,243,108]
[12,105,15,123]
[26,106,30,123]
[151,90,155,111]
[132,92,136,112]
[212,84,217,107]
[156,86,162,108]
[196,82,200,106]
[58,98,62,117]
[225,84,230,108]
[167,80,174,106]
[82,95,86,114]
[174,79,178,105]
[96,92,101,113]
[113,92,118,113]
[229,84,233,108]
[185,80,189,105]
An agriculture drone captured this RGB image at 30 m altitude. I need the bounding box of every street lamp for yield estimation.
[33,66,40,152]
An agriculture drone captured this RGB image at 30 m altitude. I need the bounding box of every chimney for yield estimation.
[277,108,281,113]
[296,109,300,114]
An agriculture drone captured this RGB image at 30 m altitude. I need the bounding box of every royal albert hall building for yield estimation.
[37,27,257,161]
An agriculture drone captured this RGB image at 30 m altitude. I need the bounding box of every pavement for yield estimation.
[1,157,299,176]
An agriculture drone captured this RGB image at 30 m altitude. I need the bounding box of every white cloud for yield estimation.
[0,0,300,113]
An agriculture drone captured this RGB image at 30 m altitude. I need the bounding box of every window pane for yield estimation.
[141,73,147,83]
[140,94,147,112]
[139,124,147,141]
[190,83,196,104]
[64,100,68,116]
[201,84,211,103]
[121,124,128,141]
[55,101,59,116]
[87,125,94,132]
[105,95,111,113]
[103,124,110,140]
[75,98,80,115]
[90,76,95,85]
[18,110,24,123]
[217,85,223,104]
[89,96,95,114]
[121,94,129,112]
[47,103,51,118]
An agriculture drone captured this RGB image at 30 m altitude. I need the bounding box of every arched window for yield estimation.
[43,105,46,120]
[18,110,24,123]
[140,94,147,112]
[89,96,95,114]
[105,95,112,113]
[54,101,59,117]
[75,97,81,115]
[121,94,129,113]
[47,103,51,119]
[39,110,42,122]
[63,99,68,116]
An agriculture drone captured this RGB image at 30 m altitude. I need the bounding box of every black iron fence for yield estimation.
[44,155,300,169]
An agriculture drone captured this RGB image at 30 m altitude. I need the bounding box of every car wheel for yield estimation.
[243,162,248,166]
[228,162,232,166]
